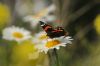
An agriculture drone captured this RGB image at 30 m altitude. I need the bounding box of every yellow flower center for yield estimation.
[39,34,48,40]
[46,40,60,48]
[13,32,24,39]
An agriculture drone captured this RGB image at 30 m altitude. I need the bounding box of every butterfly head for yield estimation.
[39,21,46,27]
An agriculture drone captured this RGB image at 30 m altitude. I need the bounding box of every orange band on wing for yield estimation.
[44,26,52,31]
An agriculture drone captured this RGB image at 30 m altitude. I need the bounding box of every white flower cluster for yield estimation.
[33,31,73,53]
[2,27,73,54]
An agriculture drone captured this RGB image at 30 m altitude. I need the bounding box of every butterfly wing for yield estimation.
[40,21,68,38]
[54,26,68,37]
[39,21,53,32]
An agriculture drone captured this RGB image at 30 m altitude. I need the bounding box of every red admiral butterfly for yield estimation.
[39,21,68,38]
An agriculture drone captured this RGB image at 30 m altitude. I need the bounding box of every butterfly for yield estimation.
[39,21,68,38]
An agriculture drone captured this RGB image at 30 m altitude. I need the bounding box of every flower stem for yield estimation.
[54,48,60,66]
[48,49,60,66]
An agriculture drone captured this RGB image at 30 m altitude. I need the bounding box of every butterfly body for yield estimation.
[40,21,68,38]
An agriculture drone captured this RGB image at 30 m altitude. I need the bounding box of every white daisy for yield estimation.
[23,15,40,27]
[32,31,48,44]
[2,26,32,42]
[35,36,73,54]
[23,4,56,28]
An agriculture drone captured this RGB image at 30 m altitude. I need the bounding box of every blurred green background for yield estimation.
[0,0,100,66]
